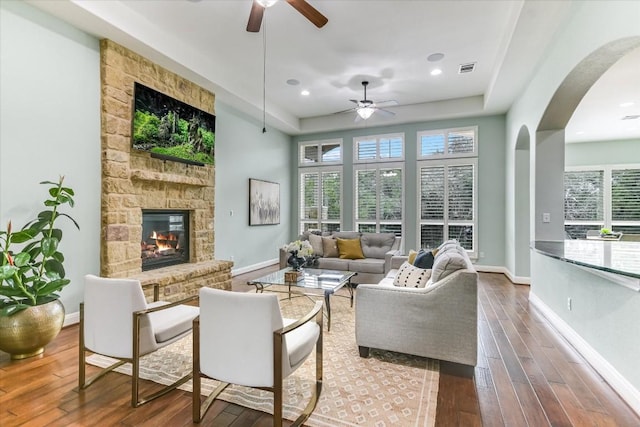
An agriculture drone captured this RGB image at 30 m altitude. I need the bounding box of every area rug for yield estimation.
[87,289,439,426]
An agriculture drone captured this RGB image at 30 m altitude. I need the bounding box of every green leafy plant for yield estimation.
[0,177,79,316]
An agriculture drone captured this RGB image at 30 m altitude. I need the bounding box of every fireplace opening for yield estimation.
[141,210,190,271]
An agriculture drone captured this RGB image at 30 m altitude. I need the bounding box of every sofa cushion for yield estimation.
[308,233,324,256]
[431,250,467,282]
[332,231,361,240]
[414,249,436,269]
[360,232,396,259]
[347,258,385,274]
[392,262,431,288]
[337,238,365,259]
[322,236,339,257]
[317,257,350,270]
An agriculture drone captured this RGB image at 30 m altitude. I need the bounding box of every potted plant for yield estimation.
[0,176,79,359]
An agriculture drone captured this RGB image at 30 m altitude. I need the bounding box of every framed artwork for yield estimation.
[249,178,280,225]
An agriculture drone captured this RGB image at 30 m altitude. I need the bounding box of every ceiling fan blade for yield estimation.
[375,108,396,118]
[246,1,265,32]
[334,107,357,115]
[286,0,328,28]
[349,99,359,105]
[374,100,399,108]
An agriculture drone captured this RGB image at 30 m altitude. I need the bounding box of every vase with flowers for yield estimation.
[0,176,79,359]
[282,240,313,271]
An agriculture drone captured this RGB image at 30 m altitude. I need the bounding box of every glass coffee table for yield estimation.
[247,268,356,331]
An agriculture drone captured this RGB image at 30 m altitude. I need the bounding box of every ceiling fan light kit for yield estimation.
[357,106,375,120]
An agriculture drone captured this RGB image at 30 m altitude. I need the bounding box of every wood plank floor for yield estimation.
[1,269,638,426]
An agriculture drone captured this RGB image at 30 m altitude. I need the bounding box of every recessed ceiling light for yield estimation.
[301,90,310,96]
[286,79,300,86]
[620,101,635,108]
[427,53,445,62]
[430,68,442,76]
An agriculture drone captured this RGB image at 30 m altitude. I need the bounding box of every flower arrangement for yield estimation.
[282,240,314,271]
[282,240,314,257]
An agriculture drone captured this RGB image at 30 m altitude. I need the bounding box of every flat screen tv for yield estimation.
[132,82,215,166]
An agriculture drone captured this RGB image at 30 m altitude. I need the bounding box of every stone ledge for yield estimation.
[130,259,233,286]
[130,169,211,187]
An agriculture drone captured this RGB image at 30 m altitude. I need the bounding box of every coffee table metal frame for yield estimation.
[247,268,356,331]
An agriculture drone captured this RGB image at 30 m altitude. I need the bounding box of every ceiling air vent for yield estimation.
[621,114,640,120]
[458,62,476,74]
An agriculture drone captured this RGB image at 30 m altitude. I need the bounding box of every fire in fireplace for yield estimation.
[141,210,190,271]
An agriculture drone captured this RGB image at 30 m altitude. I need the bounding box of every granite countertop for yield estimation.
[533,240,640,280]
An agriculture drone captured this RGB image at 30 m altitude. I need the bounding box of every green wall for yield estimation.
[566,138,640,167]
[292,114,507,267]
[214,103,293,271]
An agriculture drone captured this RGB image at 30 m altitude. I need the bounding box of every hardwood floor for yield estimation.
[1,269,638,426]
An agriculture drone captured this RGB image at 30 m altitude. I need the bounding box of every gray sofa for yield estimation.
[279,231,402,285]
[355,241,478,367]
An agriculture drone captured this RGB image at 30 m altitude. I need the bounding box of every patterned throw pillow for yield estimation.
[393,262,431,288]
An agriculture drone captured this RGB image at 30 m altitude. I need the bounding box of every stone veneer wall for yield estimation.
[100,39,231,299]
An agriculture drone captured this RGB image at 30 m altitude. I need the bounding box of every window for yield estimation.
[299,169,342,233]
[418,127,476,158]
[299,139,342,165]
[354,165,403,236]
[298,139,343,233]
[564,166,640,238]
[418,127,477,255]
[353,133,405,236]
[354,133,404,162]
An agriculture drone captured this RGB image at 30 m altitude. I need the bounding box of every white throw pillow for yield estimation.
[393,262,431,288]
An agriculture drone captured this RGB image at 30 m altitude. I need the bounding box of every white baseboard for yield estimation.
[63,311,79,327]
[529,291,640,417]
[232,258,278,277]
[474,264,531,285]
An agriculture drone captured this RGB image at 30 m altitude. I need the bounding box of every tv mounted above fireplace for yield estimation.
[131,82,215,166]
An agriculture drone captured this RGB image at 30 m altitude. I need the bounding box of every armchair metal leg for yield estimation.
[193,318,230,423]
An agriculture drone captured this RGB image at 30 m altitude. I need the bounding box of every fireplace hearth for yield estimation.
[141,210,190,271]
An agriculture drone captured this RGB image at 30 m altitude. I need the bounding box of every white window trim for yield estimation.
[298,165,343,234]
[417,157,478,258]
[565,164,640,231]
[417,126,478,160]
[298,138,343,167]
[353,161,405,236]
[353,132,405,163]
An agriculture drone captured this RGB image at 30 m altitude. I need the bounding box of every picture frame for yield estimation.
[249,178,280,226]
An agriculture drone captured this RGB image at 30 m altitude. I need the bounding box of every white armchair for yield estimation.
[77,274,199,407]
[193,287,323,426]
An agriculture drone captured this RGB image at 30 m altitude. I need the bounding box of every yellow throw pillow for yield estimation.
[337,238,365,259]
[408,249,419,265]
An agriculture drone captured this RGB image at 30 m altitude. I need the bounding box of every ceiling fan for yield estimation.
[247,0,328,32]
[337,81,398,122]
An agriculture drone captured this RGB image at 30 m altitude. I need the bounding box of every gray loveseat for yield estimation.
[279,231,402,285]
[355,240,478,367]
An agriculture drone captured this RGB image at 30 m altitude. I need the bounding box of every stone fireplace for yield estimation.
[100,39,232,300]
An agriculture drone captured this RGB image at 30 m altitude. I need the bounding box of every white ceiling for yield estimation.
[28,0,640,141]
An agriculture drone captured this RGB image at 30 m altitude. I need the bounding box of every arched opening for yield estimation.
[534,37,640,242]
